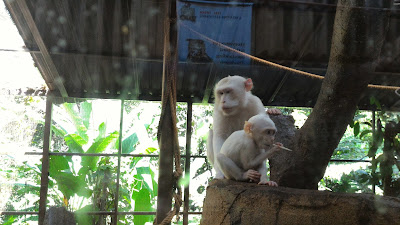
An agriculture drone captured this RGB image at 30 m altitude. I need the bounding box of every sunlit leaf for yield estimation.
[80,101,92,129]
[122,133,139,154]
[65,134,85,153]
[75,205,94,225]
[133,189,153,225]
[63,103,89,142]
[49,155,70,173]
[145,147,158,154]
[81,131,119,171]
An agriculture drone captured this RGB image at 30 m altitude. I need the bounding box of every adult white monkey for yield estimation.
[217,114,281,186]
[207,75,280,179]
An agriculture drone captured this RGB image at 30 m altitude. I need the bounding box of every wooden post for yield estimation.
[156,0,178,224]
[38,95,53,225]
[183,101,193,225]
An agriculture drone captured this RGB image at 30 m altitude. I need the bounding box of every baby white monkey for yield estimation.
[217,114,282,186]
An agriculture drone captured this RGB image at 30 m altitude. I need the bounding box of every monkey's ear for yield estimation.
[244,78,253,92]
[244,121,253,134]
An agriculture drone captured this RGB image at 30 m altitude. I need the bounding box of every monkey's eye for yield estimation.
[266,130,276,135]
[218,91,223,95]
[225,90,230,94]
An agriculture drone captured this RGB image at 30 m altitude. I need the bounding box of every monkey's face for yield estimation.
[214,78,247,116]
[247,114,277,149]
[216,88,241,116]
[253,127,276,149]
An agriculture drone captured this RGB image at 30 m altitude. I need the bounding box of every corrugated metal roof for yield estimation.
[4,0,400,110]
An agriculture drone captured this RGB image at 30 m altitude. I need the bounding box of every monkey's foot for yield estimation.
[258,180,278,187]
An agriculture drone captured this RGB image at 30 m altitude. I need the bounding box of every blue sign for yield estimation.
[177,0,253,65]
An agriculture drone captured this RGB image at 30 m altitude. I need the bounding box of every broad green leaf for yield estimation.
[149,168,158,197]
[75,205,94,225]
[137,167,150,175]
[133,189,153,225]
[3,215,17,224]
[135,168,155,196]
[145,147,158,154]
[95,122,106,142]
[63,103,89,142]
[51,124,67,137]
[52,171,79,199]
[81,131,119,172]
[49,156,70,173]
[130,157,142,169]
[65,134,86,153]
[80,101,92,129]
[353,122,360,137]
[122,133,139,154]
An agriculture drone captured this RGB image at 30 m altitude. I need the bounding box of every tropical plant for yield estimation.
[49,100,159,224]
[349,98,400,197]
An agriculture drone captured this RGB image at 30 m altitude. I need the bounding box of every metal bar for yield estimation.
[0,211,202,216]
[25,152,208,159]
[25,152,158,157]
[38,95,53,225]
[28,152,390,162]
[183,101,193,225]
[329,159,372,163]
[202,63,216,104]
[114,100,124,225]
[0,212,39,215]
[372,110,376,194]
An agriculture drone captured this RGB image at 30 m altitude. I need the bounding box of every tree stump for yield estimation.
[201,179,400,225]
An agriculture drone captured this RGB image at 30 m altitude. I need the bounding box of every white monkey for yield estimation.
[217,114,281,186]
[207,75,280,179]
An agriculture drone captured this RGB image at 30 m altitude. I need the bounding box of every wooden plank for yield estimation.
[14,0,68,97]
[38,95,53,225]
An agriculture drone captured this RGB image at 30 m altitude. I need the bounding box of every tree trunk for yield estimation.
[270,0,392,189]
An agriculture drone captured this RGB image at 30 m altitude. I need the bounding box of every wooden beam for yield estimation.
[38,95,53,225]
[12,0,68,97]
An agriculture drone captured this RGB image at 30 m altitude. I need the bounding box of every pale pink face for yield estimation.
[247,114,277,149]
[214,76,248,116]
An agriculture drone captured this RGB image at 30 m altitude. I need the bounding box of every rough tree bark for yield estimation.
[270,0,392,189]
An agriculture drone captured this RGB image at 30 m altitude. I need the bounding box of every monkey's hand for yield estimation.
[274,142,283,148]
[268,142,283,154]
[258,180,278,187]
[243,169,261,183]
[266,108,281,115]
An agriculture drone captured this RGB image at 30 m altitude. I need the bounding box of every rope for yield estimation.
[155,16,183,225]
[179,22,400,91]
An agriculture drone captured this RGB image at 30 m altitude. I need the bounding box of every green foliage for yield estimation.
[50,101,159,224]
[322,169,373,193]
[338,98,400,197]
